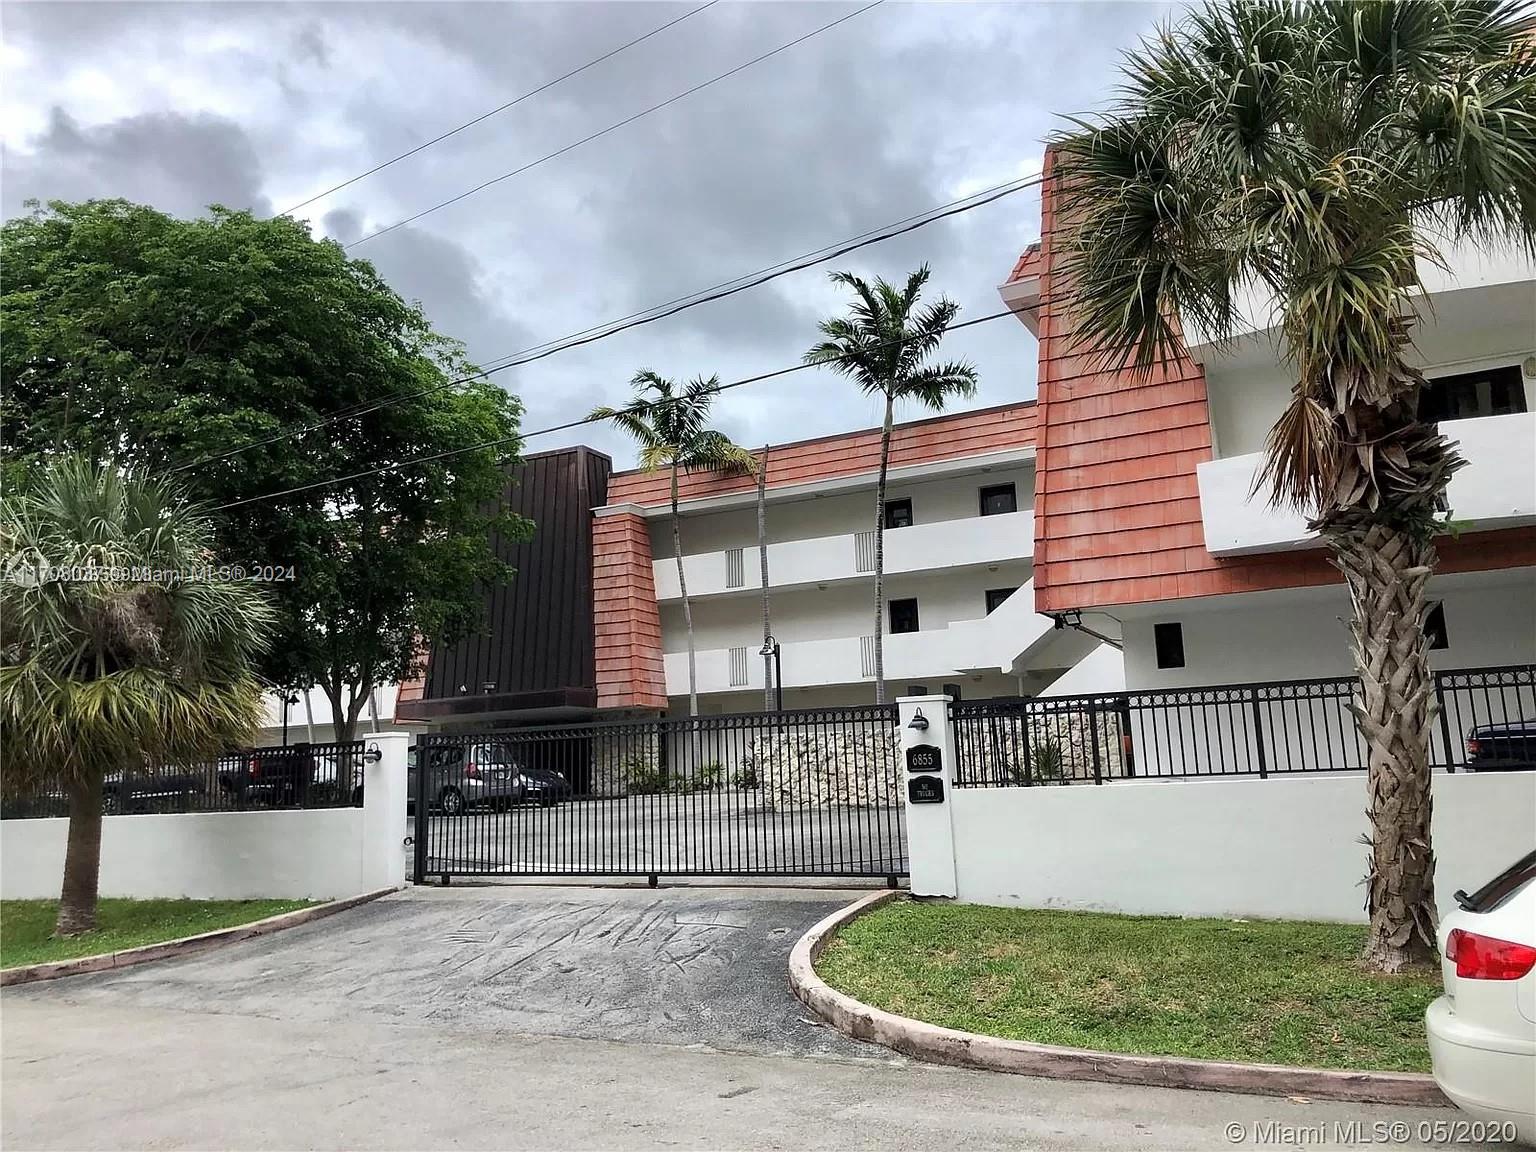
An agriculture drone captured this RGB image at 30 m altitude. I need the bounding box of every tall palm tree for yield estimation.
[1053,0,1536,971]
[805,265,979,704]
[758,444,774,712]
[0,457,272,936]
[592,372,756,717]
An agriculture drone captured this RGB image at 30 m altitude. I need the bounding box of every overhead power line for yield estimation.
[214,307,1021,512]
[277,2,720,218]
[341,1,885,250]
[173,171,1043,474]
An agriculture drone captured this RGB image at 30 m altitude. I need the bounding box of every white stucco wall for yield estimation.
[1,734,409,901]
[651,464,1036,557]
[1121,571,1536,690]
[943,771,1536,922]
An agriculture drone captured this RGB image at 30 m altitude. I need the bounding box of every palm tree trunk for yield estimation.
[759,444,773,712]
[55,770,106,936]
[673,464,698,718]
[873,394,894,704]
[1333,521,1439,973]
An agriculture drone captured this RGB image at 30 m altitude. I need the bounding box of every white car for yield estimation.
[1426,850,1536,1144]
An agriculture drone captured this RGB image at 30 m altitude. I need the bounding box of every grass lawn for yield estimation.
[816,900,1442,1073]
[1,898,315,969]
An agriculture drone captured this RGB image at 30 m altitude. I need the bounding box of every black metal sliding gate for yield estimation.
[412,704,906,883]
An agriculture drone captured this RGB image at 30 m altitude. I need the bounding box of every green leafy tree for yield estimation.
[805,265,978,704]
[592,372,756,717]
[1,199,527,742]
[1053,0,1536,970]
[0,458,273,936]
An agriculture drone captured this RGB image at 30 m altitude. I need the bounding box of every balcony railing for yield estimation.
[1197,412,1535,556]
[653,509,1034,600]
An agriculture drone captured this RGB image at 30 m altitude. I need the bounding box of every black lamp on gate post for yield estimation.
[759,636,783,712]
[280,691,300,747]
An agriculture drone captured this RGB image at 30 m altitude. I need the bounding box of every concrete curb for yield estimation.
[789,892,1449,1108]
[0,887,399,987]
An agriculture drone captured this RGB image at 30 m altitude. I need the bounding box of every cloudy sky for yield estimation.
[1,0,1173,469]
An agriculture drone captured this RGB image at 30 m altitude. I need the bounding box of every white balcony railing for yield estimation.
[660,581,1061,696]
[653,510,1034,601]
[1197,412,1536,557]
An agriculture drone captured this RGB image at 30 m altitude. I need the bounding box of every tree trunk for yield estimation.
[673,464,697,717]
[872,395,894,705]
[54,771,106,937]
[759,444,773,712]
[323,682,354,746]
[1333,521,1439,972]
[336,682,372,746]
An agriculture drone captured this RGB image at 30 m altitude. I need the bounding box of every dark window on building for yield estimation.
[1419,365,1527,423]
[1425,602,1449,651]
[884,498,913,529]
[985,587,1018,614]
[942,682,963,702]
[979,483,1017,517]
[1154,622,1185,669]
[889,598,920,634]
[906,684,929,696]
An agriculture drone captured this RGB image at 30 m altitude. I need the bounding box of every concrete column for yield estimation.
[360,732,410,892]
[897,694,958,898]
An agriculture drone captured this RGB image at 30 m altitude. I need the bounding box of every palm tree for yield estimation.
[758,443,774,711]
[1053,0,1536,971]
[0,457,272,936]
[805,265,979,704]
[592,372,757,717]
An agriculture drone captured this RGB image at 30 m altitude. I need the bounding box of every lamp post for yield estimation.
[280,691,300,747]
[759,637,783,712]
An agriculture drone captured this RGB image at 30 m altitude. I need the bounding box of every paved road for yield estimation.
[415,796,908,877]
[0,887,1489,1150]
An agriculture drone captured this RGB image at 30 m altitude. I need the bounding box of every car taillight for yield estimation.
[1465,737,1482,758]
[249,757,261,778]
[465,762,481,779]
[1447,928,1536,980]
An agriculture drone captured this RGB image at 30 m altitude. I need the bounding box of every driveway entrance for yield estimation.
[5,886,875,1058]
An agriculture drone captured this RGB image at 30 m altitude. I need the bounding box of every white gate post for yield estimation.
[360,732,410,891]
[897,694,958,898]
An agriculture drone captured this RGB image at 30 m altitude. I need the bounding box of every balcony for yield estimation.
[653,510,1034,601]
[1197,412,1536,557]
[660,581,1059,696]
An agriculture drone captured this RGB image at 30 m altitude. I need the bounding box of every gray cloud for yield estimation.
[2,107,270,219]
[2,1,1173,468]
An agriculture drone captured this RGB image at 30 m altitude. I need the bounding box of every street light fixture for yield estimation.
[759,636,783,712]
[280,691,301,747]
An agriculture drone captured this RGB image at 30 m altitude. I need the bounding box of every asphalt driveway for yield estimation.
[2,885,878,1058]
[1,886,1478,1151]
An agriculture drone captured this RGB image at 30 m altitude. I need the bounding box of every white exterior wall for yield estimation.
[1,734,409,901]
[943,771,1536,922]
[650,465,1036,558]
[660,563,1036,697]
[255,684,424,747]
[1121,571,1536,690]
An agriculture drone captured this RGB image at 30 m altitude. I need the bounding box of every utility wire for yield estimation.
[341,1,885,250]
[277,2,720,218]
[173,171,1043,474]
[214,307,1019,512]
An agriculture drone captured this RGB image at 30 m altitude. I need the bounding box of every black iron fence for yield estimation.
[951,664,1535,786]
[0,740,367,819]
[413,704,905,882]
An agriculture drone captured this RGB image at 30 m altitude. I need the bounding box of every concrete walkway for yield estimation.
[0,886,1477,1150]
